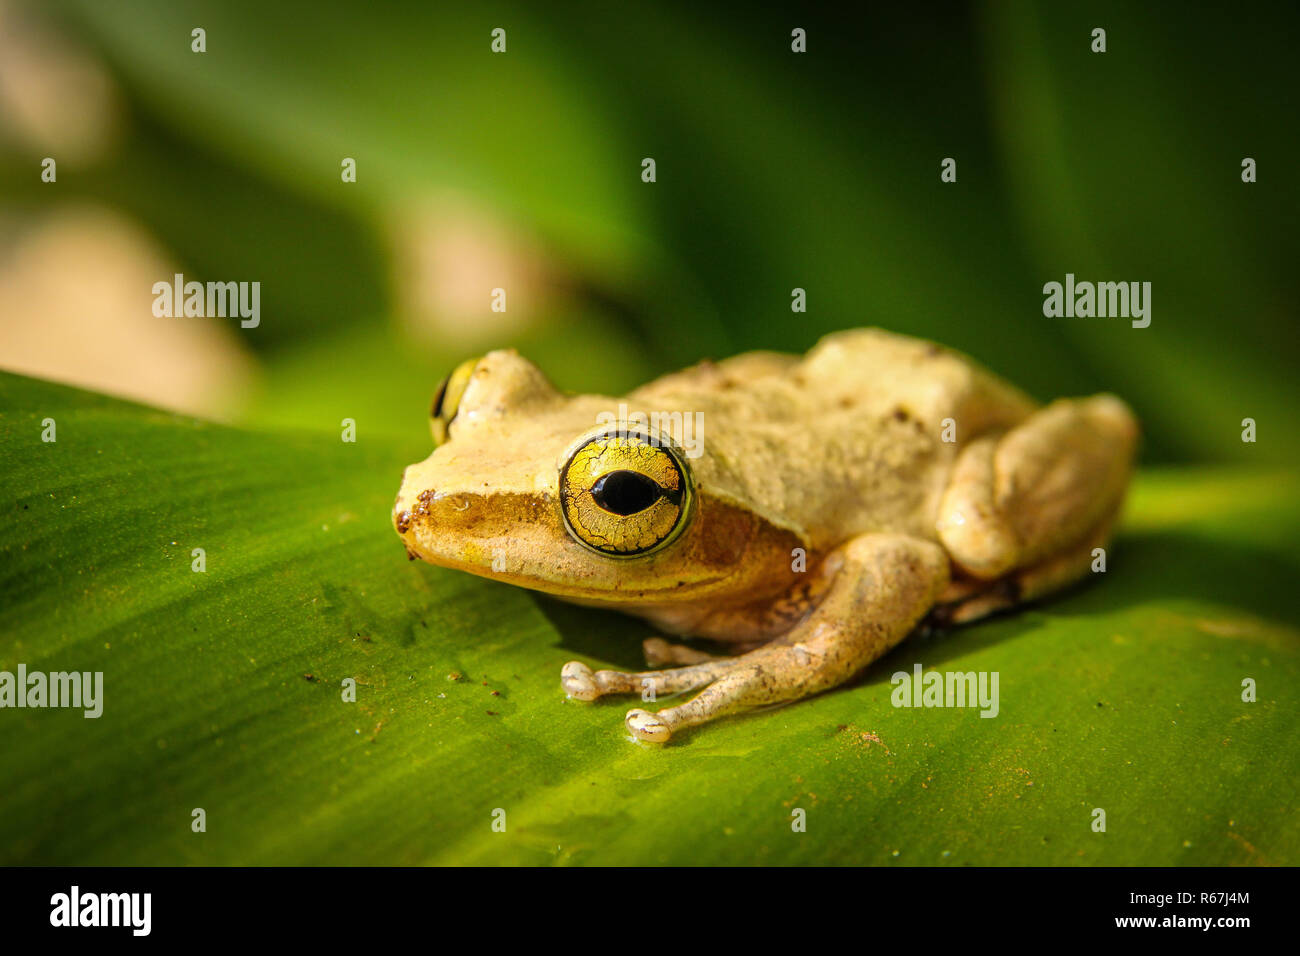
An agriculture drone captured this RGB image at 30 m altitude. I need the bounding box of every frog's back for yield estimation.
[631,328,1037,551]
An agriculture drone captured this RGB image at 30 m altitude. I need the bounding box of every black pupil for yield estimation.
[591,470,663,516]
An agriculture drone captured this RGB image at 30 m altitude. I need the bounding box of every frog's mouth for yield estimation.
[392,485,709,600]
[392,478,805,606]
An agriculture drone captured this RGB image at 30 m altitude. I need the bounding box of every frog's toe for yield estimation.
[561,661,600,701]
[642,637,718,667]
[626,708,673,743]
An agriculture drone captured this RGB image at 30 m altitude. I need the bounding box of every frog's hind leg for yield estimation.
[937,394,1137,582]
[930,506,1117,626]
[932,393,1136,624]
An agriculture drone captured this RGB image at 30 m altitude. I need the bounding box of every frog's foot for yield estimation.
[641,637,721,667]
[561,658,732,702]
[934,506,1120,626]
[621,534,950,742]
[561,638,760,703]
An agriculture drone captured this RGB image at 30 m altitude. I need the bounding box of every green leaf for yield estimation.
[2,371,1297,865]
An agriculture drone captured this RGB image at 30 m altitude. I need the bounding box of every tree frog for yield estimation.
[393,328,1137,742]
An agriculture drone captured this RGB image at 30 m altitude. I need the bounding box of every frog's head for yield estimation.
[392,350,797,604]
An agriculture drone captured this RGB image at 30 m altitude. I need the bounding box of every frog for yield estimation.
[392,328,1138,742]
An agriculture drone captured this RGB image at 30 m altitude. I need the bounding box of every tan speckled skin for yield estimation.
[393,328,1138,741]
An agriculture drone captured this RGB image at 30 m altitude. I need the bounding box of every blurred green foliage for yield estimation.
[4,0,1293,461]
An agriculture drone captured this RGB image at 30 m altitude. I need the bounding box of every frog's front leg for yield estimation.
[562,636,771,699]
[561,656,733,700]
[567,534,950,742]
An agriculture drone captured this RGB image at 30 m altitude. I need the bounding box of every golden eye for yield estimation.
[559,430,694,557]
[430,358,479,446]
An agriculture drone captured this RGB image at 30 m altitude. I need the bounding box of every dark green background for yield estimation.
[3,0,1295,463]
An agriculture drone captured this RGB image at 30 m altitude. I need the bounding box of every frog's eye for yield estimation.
[559,430,694,557]
[430,358,480,446]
